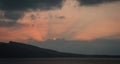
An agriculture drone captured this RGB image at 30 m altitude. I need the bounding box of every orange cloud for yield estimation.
[0,0,120,43]
[0,25,46,42]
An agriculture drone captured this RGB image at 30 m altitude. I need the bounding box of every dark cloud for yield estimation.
[0,21,17,27]
[0,0,64,27]
[4,11,23,20]
[0,11,23,27]
[0,0,63,11]
[77,0,119,6]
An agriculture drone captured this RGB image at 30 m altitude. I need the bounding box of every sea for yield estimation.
[0,58,120,64]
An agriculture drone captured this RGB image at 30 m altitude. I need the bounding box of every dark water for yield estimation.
[0,58,120,64]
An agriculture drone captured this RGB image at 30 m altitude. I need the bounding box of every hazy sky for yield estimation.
[0,0,120,55]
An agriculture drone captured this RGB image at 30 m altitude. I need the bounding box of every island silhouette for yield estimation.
[0,41,120,58]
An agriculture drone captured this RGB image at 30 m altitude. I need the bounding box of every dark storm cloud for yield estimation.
[0,0,63,11]
[77,0,119,6]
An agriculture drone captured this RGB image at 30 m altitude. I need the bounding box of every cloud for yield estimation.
[4,11,23,20]
[0,0,120,42]
[16,0,120,41]
[0,11,23,27]
[0,0,63,11]
[55,15,65,19]
[77,0,119,6]
[0,21,17,27]
[0,0,64,27]
[0,25,46,42]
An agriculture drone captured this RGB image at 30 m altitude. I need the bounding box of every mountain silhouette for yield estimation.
[0,41,120,58]
[0,41,85,58]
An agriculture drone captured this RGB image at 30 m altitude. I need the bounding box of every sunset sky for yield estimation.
[0,0,120,55]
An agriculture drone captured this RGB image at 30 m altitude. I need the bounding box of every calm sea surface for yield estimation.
[0,58,120,64]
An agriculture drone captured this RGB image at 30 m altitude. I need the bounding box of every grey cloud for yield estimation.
[0,11,23,27]
[77,0,120,6]
[4,11,23,20]
[0,0,63,11]
[0,0,64,27]
[0,21,17,27]
[55,16,65,19]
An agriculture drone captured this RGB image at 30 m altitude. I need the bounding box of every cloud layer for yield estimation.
[0,0,120,42]
[77,0,119,6]
[0,0,63,11]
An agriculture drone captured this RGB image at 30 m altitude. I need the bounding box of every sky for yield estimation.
[0,0,120,55]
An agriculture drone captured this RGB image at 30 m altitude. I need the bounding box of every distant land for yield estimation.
[0,41,120,58]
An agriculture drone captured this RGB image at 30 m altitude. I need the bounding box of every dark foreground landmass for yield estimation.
[0,41,120,58]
